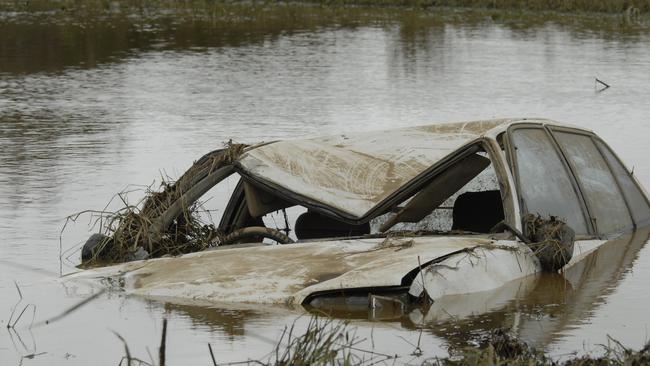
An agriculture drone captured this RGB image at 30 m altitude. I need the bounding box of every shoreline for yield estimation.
[2,0,649,74]
[1,0,649,16]
[0,1,648,31]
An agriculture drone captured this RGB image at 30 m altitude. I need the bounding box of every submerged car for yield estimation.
[72,118,650,310]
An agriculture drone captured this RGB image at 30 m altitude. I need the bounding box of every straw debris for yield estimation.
[75,142,246,266]
[522,214,575,272]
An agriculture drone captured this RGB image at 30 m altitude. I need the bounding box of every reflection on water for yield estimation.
[126,228,650,362]
[2,4,649,74]
[424,229,650,350]
[2,4,650,365]
[164,302,266,339]
[293,229,650,350]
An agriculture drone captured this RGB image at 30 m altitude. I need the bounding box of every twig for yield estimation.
[113,331,132,366]
[414,330,423,357]
[7,281,23,328]
[59,231,63,276]
[20,352,46,361]
[10,304,36,329]
[33,289,106,327]
[208,343,217,366]
[417,256,430,305]
[159,318,167,366]
[145,347,155,366]
[8,327,31,354]
[595,77,610,92]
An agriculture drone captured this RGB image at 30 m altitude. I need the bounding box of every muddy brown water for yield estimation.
[2,5,650,365]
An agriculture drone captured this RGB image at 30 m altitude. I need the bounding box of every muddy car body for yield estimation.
[73,118,650,309]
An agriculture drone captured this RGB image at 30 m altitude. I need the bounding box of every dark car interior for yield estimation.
[215,146,506,244]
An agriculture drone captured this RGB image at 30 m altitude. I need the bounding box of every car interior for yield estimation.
[200,145,506,245]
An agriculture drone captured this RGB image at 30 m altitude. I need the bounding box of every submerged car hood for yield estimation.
[237,119,511,219]
[67,236,498,305]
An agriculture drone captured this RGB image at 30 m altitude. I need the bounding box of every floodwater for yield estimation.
[2,4,650,365]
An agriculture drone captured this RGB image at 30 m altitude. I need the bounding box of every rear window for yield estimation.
[595,139,650,227]
[511,128,589,235]
[553,132,633,235]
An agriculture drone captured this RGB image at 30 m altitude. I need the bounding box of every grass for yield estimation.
[112,316,395,365]
[3,0,649,75]
[322,0,650,14]
[1,0,649,26]
[249,321,650,366]
[107,315,650,365]
[266,317,368,365]
[434,329,553,365]
[1,0,649,14]
[260,322,650,366]
[434,329,650,366]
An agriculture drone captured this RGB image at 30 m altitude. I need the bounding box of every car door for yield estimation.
[507,124,593,236]
[507,123,650,268]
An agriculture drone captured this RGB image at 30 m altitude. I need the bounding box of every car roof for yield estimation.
[237,118,584,218]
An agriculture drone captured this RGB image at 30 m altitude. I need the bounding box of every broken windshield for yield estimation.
[371,149,504,234]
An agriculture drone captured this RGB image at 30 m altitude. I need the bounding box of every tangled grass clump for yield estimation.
[522,214,576,272]
[66,142,246,266]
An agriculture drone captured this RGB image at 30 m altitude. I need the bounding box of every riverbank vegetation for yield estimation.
[436,330,650,366]
[3,0,649,76]
[1,0,650,15]
[113,315,650,365]
[250,319,650,366]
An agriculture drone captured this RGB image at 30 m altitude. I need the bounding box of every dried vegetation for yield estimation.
[109,317,650,365]
[434,329,650,366]
[257,322,650,366]
[522,214,576,272]
[263,317,395,366]
[65,143,245,265]
[2,0,650,14]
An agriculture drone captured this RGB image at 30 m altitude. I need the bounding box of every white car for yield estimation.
[73,118,650,311]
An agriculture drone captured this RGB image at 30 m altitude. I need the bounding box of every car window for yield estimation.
[262,206,306,242]
[196,173,242,226]
[554,132,633,235]
[370,154,502,233]
[510,128,589,234]
[594,139,650,227]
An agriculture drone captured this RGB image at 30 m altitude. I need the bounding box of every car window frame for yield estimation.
[505,123,595,236]
[234,138,516,229]
[548,126,636,235]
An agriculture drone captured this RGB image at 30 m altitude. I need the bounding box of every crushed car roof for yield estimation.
[237,118,555,218]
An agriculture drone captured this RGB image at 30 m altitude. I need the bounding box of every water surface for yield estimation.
[2,5,650,365]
